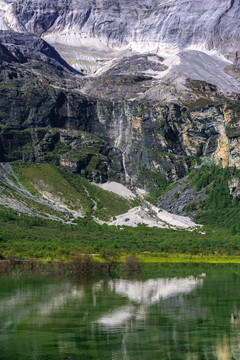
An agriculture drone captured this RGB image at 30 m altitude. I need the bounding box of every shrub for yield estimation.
[69,254,102,275]
[125,256,142,274]
[100,249,120,276]
[173,191,179,200]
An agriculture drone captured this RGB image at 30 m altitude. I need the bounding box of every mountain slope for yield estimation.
[0,0,239,74]
[0,30,81,74]
[0,162,137,221]
[0,8,239,235]
[0,0,239,58]
[1,4,240,260]
[0,31,240,192]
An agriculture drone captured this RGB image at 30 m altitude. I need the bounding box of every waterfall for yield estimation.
[122,151,130,185]
[115,106,124,148]
[112,102,130,185]
[66,100,71,130]
[112,102,124,148]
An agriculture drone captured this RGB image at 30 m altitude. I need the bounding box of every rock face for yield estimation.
[1,59,240,191]
[0,30,81,74]
[0,0,239,60]
[0,4,240,226]
[0,0,240,76]
[0,29,240,197]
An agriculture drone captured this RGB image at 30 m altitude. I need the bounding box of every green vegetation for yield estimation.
[185,202,197,213]
[11,162,135,220]
[183,98,218,113]
[2,163,240,262]
[1,206,240,261]
[173,191,179,200]
[154,163,240,232]
[80,178,139,221]
[144,171,169,205]
[183,155,202,168]
[225,102,240,124]
[225,125,240,138]
[12,162,92,213]
[188,164,240,229]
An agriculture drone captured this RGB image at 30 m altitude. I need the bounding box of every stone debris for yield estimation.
[109,205,200,230]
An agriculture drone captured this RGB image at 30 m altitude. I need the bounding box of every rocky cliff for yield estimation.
[0,0,240,224]
[1,32,240,194]
[0,0,240,74]
[0,0,239,58]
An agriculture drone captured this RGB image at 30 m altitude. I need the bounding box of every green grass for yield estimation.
[2,163,240,262]
[12,162,92,214]
[81,178,139,221]
[137,253,240,264]
[1,206,240,261]
[9,162,137,221]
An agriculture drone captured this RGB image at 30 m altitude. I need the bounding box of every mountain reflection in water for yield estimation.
[98,276,203,327]
[0,266,240,360]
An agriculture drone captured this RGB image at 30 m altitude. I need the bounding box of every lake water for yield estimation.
[1,264,240,359]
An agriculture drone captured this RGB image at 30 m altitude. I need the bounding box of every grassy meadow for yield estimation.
[1,162,240,263]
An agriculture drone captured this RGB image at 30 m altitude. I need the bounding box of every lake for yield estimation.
[1,264,240,359]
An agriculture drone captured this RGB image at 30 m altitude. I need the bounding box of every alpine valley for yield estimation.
[0,0,240,260]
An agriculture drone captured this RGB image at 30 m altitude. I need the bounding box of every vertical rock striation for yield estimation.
[0,0,239,61]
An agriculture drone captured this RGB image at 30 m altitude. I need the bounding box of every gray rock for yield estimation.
[0,30,81,74]
[106,54,167,75]
[157,178,207,218]
[0,0,239,60]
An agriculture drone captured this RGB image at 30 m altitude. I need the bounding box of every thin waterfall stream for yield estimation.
[112,102,131,185]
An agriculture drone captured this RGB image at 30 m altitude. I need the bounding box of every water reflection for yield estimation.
[110,276,204,304]
[98,276,203,328]
[98,305,135,327]
[0,267,240,360]
[37,286,83,317]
